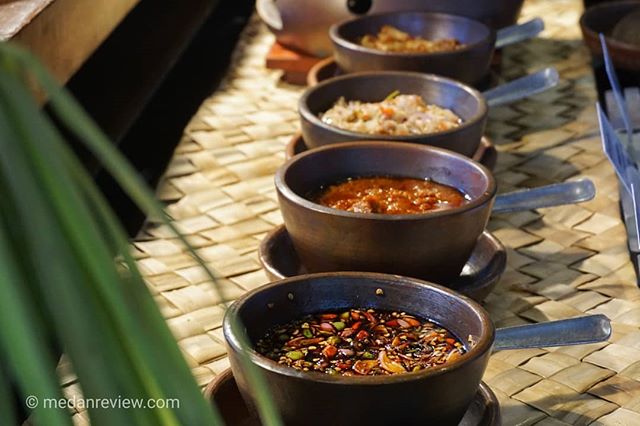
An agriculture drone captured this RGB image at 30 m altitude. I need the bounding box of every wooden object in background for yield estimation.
[0,0,139,93]
[266,41,323,85]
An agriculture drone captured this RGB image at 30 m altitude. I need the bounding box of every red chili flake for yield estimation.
[341,329,355,338]
[356,330,369,340]
[352,321,362,330]
[322,345,338,359]
[362,311,376,324]
[319,313,337,320]
[285,337,304,347]
[386,319,399,327]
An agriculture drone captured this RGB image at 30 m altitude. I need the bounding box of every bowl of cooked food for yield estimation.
[330,12,543,85]
[274,141,496,283]
[257,0,526,57]
[299,69,559,156]
[223,272,611,425]
[224,272,495,426]
[300,71,485,156]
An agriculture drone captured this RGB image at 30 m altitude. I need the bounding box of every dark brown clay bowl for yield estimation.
[299,71,487,157]
[205,368,502,426]
[258,0,524,58]
[580,0,640,71]
[274,142,496,284]
[330,12,496,85]
[223,272,495,426]
[258,225,506,302]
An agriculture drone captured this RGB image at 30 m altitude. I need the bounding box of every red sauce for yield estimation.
[315,176,467,214]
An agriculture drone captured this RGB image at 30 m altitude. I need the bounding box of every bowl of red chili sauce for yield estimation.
[274,141,496,284]
[223,272,494,426]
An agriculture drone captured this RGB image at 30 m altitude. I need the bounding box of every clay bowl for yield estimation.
[223,272,495,426]
[274,142,496,284]
[299,71,487,157]
[205,368,501,426]
[580,0,640,71]
[259,225,507,302]
[330,12,496,85]
[257,0,524,58]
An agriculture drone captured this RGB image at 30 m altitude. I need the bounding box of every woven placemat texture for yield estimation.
[61,0,640,424]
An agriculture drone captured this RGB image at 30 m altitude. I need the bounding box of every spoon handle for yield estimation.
[483,67,559,108]
[493,314,611,351]
[492,179,595,214]
[495,18,544,49]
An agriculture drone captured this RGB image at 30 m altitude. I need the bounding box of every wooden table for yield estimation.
[57,0,640,423]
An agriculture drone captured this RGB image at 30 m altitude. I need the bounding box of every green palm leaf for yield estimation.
[0,41,283,426]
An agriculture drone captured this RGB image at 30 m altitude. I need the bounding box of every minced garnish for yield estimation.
[256,308,466,376]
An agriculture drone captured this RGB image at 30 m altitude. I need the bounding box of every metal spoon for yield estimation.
[493,314,611,351]
[483,67,559,108]
[495,17,545,49]
[492,178,595,214]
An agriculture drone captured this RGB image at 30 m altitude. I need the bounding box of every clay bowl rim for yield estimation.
[329,11,495,59]
[283,132,496,162]
[274,141,497,222]
[298,71,489,143]
[223,271,495,385]
[579,0,640,54]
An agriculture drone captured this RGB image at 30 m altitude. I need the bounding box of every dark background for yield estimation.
[52,0,256,235]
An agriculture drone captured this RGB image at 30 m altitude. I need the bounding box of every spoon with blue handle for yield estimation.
[494,314,611,351]
[492,178,596,214]
[483,67,559,108]
[495,17,545,49]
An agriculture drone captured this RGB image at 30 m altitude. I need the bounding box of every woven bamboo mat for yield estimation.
[60,0,640,424]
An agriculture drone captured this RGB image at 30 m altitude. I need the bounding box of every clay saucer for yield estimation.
[285,133,498,170]
[204,368,501,426]
[259,225,506,302]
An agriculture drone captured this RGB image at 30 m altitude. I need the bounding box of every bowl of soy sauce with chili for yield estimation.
[223,272,494,426]
[274,141,496,284]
